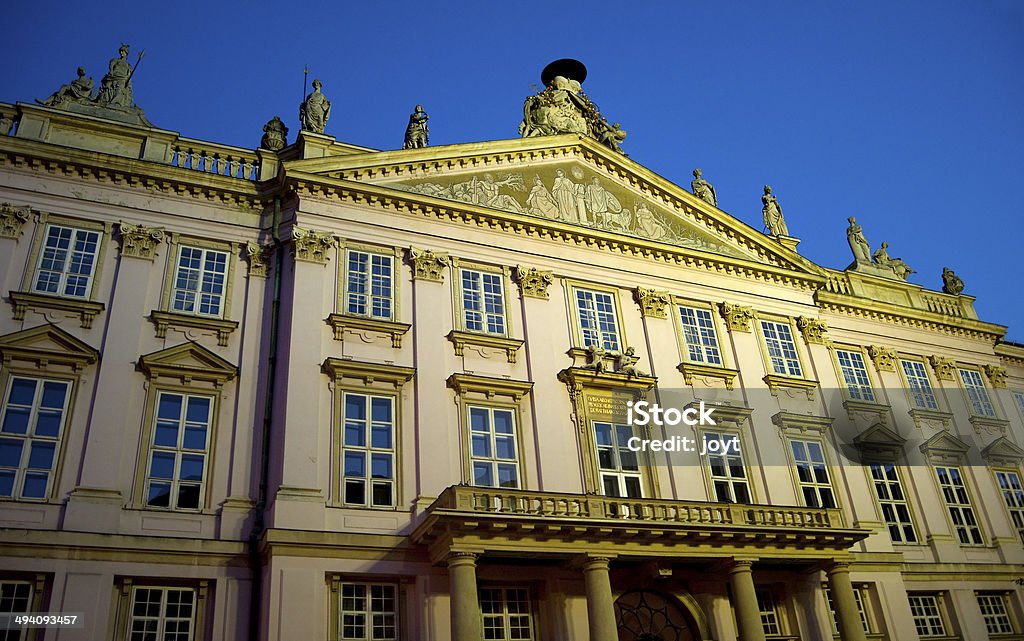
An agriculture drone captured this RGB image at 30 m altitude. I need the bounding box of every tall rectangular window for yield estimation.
[959,367,996,417]
[869,463,917,543]
[0,377,70,500]
[678,306,722,365]
[761,320,802,377]
[32,224,101,298]
[790,439,835,508]
[460,269,506,335]
[836,349,875,402]
[1014,392,1024,420]
[469,406,519,489]
[977,593,1014,635]
[0,580,34,636]
[574,288,620,351]
[339,583,397,641]
[171,246,228,317]
[594,422,642,498]
[908,595,947,637]
[756,590,782,636]
[995,470,1024,544]
[342,393,395,507]
[128,587,196,641]
[145,392,212,510]
[704,431,749,503]
[480,587,534,641]
[824,585,871,634]
[935,466,982,545]
[346,251,394,320]
[901,359,939,410]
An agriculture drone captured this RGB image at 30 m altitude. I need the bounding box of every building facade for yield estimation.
[2,60,1024,641]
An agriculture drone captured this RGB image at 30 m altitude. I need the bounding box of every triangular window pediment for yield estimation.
[852,423,906,461]
[919,430,971,463]
[138,341,236,387]
[981,436,1024,466]
[0,323,99,371]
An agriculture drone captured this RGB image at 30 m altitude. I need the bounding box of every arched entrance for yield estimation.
[614,590,701,641]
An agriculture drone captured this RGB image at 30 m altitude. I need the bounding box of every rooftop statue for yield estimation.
[299,79,331,134]
[37,67,94,108]
[942,267,965,295]
[691,168,717,207]
[95,44,137,109]
[872,241,914,280]
[260,116,288,151]
[761,185,789,237]
[846,216,871,263]
[519,59,626,155]
[403,105,429,149]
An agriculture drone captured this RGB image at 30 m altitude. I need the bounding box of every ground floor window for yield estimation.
[480,587,534,640]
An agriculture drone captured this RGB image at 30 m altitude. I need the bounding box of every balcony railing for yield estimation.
[167,138,260,181]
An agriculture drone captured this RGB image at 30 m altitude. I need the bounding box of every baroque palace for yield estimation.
[1,51,1023,641]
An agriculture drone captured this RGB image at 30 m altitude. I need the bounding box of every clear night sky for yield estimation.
[4,2,1022,338]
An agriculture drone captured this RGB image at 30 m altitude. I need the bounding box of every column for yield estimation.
[827,562,867,641]
[448,552,481,641]
[582,556,618,641]
[728,560,766,641]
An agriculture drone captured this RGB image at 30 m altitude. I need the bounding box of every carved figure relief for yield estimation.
[514,265,553,299]
[37,67,94,108]
[299,79,331,134]
[942,267,965,295]
[761,185,789,237]
[616,346,648,378]
[408,247,450,282]
[582,344,608,373]
[95,44,137,108]
[691,168,716,206]
[846,216,871,264]
[872,242,914,280]
[403,105,429,149]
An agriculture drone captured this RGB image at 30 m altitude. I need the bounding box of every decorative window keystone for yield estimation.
[513,265,553,299]
[0,202,32,239]
[634,287,670,319]
[718,302,756,332]
[290,226,335,263]
[927,355,957,381]
[116,222,165,260]
[867,345,897,372]
[408,246,450,282]
[796,316,830,345]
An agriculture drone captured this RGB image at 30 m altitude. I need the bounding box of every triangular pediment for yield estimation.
[919,430,971,463]
[283,135,826,282]
[0,323,99,371]
[852,423,906,461]
[981,437,1024,466]
[138,341,236,387]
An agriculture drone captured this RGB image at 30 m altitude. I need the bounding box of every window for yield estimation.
[756,590,782,636]
[959,367,996,417]
[127,586,196,641]
[32,223,101,298]
[594,422,642,498]
[171,245,229,318]
[480,587,534,641]
[0,376,70,500]
[901,359,939,410]
[823,585,871,635]
[144,392,212,510]
[338,583,397,641]
[468,406,520,488]
[869,463,918,543]
[460,269,507,335]
[678,306,722,365]
[573,288,621,351]
[836,349,875,402]
[977,593,1015,635]
[341,393,395,507]
[790,439,835,508]
[1014,391,1024,421]
[1,580,34,641]
[995,470,1024,544]
[345,250,394,320]
[935,466,983,545]
[705,431,749,503]
[908,594,947,637]
[760,320,802,377]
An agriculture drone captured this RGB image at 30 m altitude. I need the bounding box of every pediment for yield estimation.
[0,323,99,371]
[919,430,971,463]
[138,341,237,387]
[283,135,826,281]
[981,436,1024,466]
[854,423,906,448]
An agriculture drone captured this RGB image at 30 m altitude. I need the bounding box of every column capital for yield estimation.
[446,550,479,566]
[728,558,756,574]
[580,555,615,571]
[827,560,852,575]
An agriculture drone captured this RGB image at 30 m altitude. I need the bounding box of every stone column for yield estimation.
[728,560,766,641]
[448,552,481,641]
[827,562,867,641]
[582,556,618,641]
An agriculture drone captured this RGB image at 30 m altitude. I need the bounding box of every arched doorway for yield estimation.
[614,590,701,641]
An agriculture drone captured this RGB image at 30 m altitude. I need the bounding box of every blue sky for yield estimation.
[5,1,1022,337]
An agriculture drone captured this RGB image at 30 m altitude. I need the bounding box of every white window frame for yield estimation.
[824,584,872,634]
[835,348,875,402]
[480,586,535,641]
[572,287,622,352]
[0,579,35,619]
[1014,391,1024,422]
[756,589,783,636]
[760,319,803,377]
[593,422,643,498]
[908,594,948,637]
[958,367,996,418]
[869,463,918,544]
[459,268,508,336]
[900,359,939,410]
[341,392,396,508]
[170,245,229,318]
[789,439,836,509]
[703,430,750,503]
[977,593,1015,635]
[995,469,1024,545]
[468,405,520,489]
[127,586,197,641]
[677,305,723,365]
[31,223,102,299]
[0,376,71,501]
[144,391,213,511]
[337,582,398,641]
[934,465,983,545]
[344,250,395,321]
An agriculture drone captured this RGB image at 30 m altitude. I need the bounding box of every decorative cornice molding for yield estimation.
[635,287,670,319]
[321,357,415,388]
[446,372,533,401]
[116,221,165,260]
[326,313,411,348]
[677,362,739,389]
[513,265,553,299]
[149,310,239,347]
[9,290,104,329]
[446,330,523,364]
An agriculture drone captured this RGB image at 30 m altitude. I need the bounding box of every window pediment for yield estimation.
[446,372,533,402]
[981,436,1024,466]
[321,357,415,389]
[919,430,971,464]
[853,423,906,462]
[771,412,833,435]
[0,323,98,371]
[137,342,237,387]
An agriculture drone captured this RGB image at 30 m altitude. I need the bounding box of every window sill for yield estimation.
[447,330,523,363]
[908,408,953,430]
[326,313,411,348]
[676,362,739,389]
[149,310,238,347]
[9,290,105,328]
[762,374,818,400]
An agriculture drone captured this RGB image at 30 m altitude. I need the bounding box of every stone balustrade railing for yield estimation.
[0,103,18,137]
[167,138,260,181]
[431,486,844,529]
[920,293,966,317]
